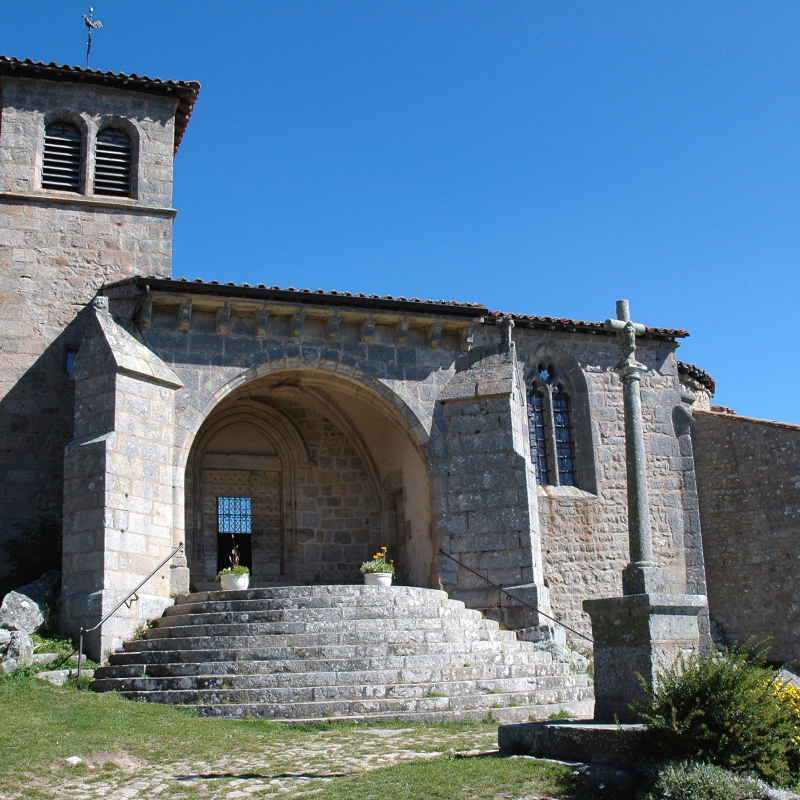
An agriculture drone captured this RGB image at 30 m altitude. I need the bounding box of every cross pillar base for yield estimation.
[622,562,664,595]
[583,593,708,723]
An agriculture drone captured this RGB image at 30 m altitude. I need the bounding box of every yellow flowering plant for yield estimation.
[637,641,800,787]
[360,546,395,576]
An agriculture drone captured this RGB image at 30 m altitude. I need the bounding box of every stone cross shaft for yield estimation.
[604,299,661,595]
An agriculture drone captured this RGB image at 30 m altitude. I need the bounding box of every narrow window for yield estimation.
[65,347,79,374]
[552,392,576,486]
[527,390,549,485]
[217,496,252,576]
[42,121,82,192]
[217,496,252,533]
[94,127,132,197]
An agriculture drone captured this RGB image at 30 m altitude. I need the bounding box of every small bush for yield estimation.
[638,642,800,787]
[645,760,765,800]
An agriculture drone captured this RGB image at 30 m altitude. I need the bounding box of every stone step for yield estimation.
[111,685,594,714]
[144,617,505,640]
[95,659,574,681]
[193,701,596,725]
[92,670,589,694]
[157,606,488,628]
[91,585,593,724]
[165,596,474,617]
[176,586,450,605]
[108,647,554,669]
[128,631,523,653]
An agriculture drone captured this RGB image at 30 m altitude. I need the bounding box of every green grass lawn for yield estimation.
[0,673,578,800]
[312,755,577,799]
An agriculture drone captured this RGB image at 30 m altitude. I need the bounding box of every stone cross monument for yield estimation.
[604,299,662,596]
[583,299,707,722]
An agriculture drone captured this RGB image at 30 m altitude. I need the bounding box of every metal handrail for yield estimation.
[437,548,592,643]
[76,542,184,680]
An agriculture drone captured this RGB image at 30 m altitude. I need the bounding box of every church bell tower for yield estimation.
[0,56,200,575]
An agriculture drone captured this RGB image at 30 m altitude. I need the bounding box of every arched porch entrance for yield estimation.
[184,370,433,590]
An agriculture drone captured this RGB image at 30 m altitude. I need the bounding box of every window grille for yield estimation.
[94,127,132,197]
[553,392,576,486]
[42,121,82,192]
[527,390,549,485]
[217,497,252,534]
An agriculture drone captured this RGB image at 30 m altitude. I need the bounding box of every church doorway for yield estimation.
[202,469,282,579]
[184,371,434,591]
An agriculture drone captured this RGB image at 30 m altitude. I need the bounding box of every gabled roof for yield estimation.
[0,56,200,154]
[109,276,689,340]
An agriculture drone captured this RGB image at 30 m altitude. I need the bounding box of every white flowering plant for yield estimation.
[359,546,395,576]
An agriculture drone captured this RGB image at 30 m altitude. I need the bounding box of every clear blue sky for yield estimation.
[7,2,800,422]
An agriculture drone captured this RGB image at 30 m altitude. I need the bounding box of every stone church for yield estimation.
[1,56,798,674]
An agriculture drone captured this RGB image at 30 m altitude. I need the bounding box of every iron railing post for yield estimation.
[66,542,184,679]
[437,548,592,643]
[77,630,84,681]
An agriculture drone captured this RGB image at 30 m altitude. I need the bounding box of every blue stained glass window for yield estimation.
[218,497,252,534]
[553,393,576,487]
[66,349,79,374]
[527,390,549,485]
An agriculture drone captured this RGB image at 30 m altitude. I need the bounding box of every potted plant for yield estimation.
[216,537,250,591]
[360,546,395,587]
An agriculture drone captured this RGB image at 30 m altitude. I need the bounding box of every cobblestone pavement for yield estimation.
[8,725,499,800]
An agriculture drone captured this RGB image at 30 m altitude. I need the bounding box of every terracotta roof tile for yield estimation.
[107,276,689,339]
[678,361,716,394]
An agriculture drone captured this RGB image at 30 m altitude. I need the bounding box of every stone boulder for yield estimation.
[0,630,33,673]
[0,570,61,634]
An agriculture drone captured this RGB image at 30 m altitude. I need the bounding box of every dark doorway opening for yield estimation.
[217,532,252,575]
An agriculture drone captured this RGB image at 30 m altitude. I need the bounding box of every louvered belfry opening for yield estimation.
[42,121,83,192]
[94,127,132,197]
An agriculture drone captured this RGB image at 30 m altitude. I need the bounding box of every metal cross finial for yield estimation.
[83,7,103,69]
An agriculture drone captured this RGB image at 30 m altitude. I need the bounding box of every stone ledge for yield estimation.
[0,190,177,216]
[498,721,647,771]
[584,593,708,614]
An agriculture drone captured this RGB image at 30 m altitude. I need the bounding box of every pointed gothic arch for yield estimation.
[523,343,598,494]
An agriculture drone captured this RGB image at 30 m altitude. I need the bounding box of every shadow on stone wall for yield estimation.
[0,309,93,578]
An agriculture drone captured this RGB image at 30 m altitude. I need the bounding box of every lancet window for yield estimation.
[527,362,577,488]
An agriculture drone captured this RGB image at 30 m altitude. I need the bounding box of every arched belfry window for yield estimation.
[42,121,82,192]
[94,127,132,197]
[526,362,578,488]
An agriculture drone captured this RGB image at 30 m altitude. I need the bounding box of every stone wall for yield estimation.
[61,299,184,658]
[287,403,383,582]
[64,284,706,656]
[515,329,705,645]
[0,75,178,571]
[692,410,800,665]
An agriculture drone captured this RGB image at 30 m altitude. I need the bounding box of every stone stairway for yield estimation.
[91,585,594,723]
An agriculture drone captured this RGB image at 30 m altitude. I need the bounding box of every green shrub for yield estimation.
[637,642,800,787]
[645,760,765,800]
